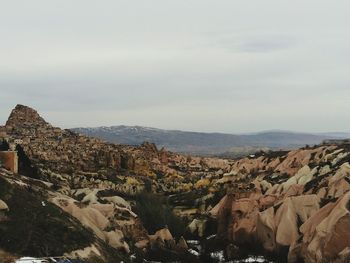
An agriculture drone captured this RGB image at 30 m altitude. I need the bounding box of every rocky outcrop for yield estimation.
[52,191,148,253]
[0,170,115,261]
[299,191,350,263]
[2,105,233,197]
[256,195,320,261]
[230,198,259,245]
[2,104,350,262]
[0,105,240,261]
[212,143,350,262]
[4,105,125,178]
[228,146,341,180]
[5,104,49,130]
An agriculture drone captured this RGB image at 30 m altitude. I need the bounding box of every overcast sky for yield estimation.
[1,0,350,133]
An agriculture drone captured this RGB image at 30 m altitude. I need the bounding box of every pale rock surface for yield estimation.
[188,218,207,237]
[256,207,276,252]
[149,228,176,250]
[105,230,130,253]
[209,195,229,218]
[0,199,9,211]
[300,191,350,263]
[275,195,319,248]
[102,196,131,210]
[319,165,331,175]
[65,244,102,259]
[231,198,259,244]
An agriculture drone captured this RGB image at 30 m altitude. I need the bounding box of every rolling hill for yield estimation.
[72,126,350,156]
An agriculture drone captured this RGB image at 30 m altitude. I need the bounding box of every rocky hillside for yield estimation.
[1,105,233,195]
[0,104,349,263]
[0,105,233,262]
[72,126,348,156]
[210,144,350,262]
[0,168,119,262]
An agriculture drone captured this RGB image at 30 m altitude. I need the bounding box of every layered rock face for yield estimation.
[1,104,350,262]
[4,104,125,177]
[0,105,233,261]
[1,105,236,237]
[300,191,350,263]
[212,145,350,262]
[2,105,232,195]
[0,167,146,262]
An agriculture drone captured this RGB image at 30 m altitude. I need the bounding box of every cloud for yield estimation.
[1,0,350,133]
[238,35,297,53]
[216,33,297,53]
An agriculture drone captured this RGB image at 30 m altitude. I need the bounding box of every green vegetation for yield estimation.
[134,193,186,239]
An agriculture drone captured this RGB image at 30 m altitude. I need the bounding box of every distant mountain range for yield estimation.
[72,126,350,157]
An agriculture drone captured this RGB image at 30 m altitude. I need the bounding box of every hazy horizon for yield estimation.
[2,104,350,135]
[1,1,350,133]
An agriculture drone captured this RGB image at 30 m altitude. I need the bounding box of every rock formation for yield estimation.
[1,104,350,262]
[0,105,232,261]
[211,143,350,262]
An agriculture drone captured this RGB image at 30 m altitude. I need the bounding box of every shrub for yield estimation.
[194,178,210,189]
[134,193,186,239]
